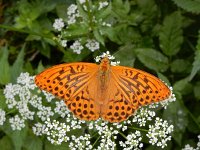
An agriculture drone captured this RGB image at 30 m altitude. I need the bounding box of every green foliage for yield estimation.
[159,11,183,56]
[172,0,200,14]
[0,0,200,149]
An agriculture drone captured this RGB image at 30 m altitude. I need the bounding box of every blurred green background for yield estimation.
[0,0,200,149]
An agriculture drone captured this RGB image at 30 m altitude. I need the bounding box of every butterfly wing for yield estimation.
[35,63,100,121]
[101,65,171,122]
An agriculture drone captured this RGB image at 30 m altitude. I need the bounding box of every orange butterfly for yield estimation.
[35,56,171,123]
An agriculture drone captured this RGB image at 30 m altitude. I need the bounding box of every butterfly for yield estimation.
[35,56,171,123]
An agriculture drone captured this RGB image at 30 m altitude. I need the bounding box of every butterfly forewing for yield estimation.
[35,63,101,120]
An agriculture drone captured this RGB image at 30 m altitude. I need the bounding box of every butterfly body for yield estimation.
[35,57,171,122]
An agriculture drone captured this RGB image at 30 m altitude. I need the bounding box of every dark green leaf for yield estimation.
[189,31,200,81]
[135,48,169,72]
[36,61,45,74]
[194,82,200,100]
[11,45,25,82]
[0,46,11,84]
[159,11,183,56]
[172,0,200,14]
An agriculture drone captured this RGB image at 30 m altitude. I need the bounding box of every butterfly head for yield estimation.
[100,56,111,72]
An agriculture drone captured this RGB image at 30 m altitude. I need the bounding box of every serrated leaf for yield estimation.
[172,0,200,14]
[189,31,200,81]
[114,44,136,66]
[190,51,200,80]
[135,48,169,72]
[163,99,188,146]
[159,11,183,56]
[11,45,25,82]
[0,46,11,84]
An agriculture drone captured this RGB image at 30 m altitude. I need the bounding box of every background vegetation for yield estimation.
[0,0,200,149]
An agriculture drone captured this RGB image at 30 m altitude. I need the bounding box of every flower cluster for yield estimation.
[147,117,174,148]
[52,0,112,54]
[119,131,143,150]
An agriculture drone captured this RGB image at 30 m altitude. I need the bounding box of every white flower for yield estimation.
[67,4,80,25]
[85,39,100,52]
[147,117,174,148]
[37,106,54,121]
[9,115,25,130]
[44,119,70,145]
[17,72,36,89]
[32,123,45,136]
[70,40,84,54]
[53,18,65,31]
[61,40,67,47]
[67,4,78,16]
[119,131,143,150]
[54,101,69,118]
[98,1,109,10]
[0,109,6,125]
[79,0,86,4]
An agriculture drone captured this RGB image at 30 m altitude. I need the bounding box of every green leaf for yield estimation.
[135,48,169,72]
[2,121,28,150]
[0,46,11,84]
[23,131,42,150]
[0,136,14,150]
[190,50,200,81]
[189,31,200,81]
[0,90,6,109]
[172,0,200,14]
[173,78,193,95]
[194,82,200,100]
[163,99,188,146]
[93,28,105,45]
[114,44,136,67]
[159,11,183,56]
[36,61,45,74]
[11,45,25,82]
[170,59,191,73]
